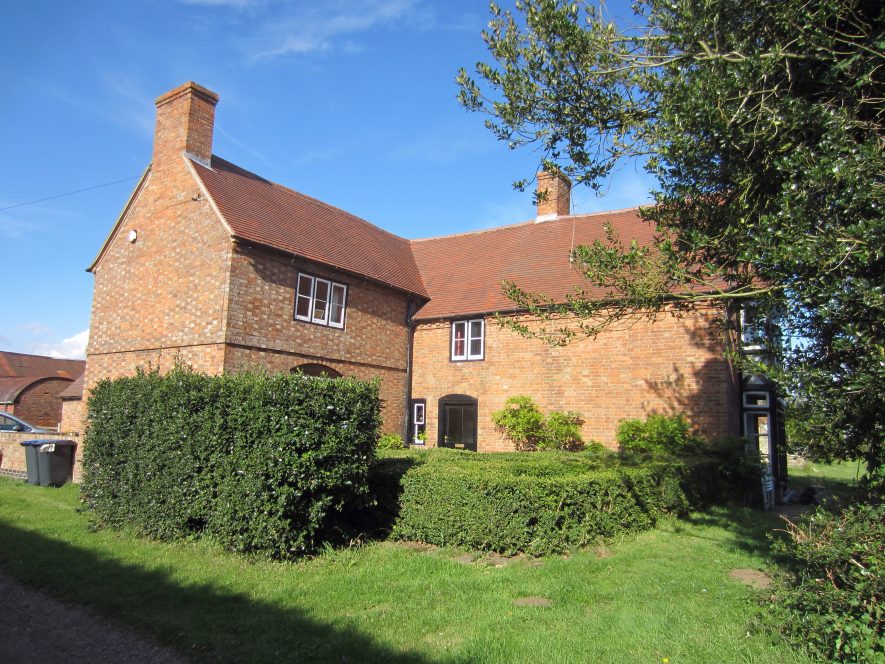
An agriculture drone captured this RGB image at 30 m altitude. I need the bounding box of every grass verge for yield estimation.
[0,477,813,663]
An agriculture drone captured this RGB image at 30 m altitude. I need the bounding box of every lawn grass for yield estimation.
[0,477,813,664]
[787,459,864,501]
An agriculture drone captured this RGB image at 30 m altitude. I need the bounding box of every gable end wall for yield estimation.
[86,158,233,391]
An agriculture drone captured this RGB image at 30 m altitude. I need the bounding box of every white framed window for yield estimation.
[451,318,484,361]
[294,273,347,329]
[740,303,765,350]
[742,391,770,409]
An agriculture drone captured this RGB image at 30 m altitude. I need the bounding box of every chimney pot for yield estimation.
[152,81,219,169]
[535,170,571,222]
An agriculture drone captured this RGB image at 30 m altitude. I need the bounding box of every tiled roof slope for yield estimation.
[409,208,654,320]
[0,376,66,404]
[0,352,85,379]
[191,157,427,297]
[59,374,85,400]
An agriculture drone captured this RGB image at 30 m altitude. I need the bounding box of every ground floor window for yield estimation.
[438,394,477,451]
[411,398,426,445]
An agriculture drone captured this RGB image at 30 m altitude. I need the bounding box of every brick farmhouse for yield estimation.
[85,82,773,457]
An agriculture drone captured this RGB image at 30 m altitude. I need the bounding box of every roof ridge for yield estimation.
[208,155,412,246]
[410,206,646,243]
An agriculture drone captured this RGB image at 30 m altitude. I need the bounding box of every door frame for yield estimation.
[437,394,478,451]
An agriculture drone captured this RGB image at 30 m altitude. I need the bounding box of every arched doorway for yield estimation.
[291,363,342,378]
[438,394,478,451]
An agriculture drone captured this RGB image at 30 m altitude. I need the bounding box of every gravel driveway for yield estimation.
[0,571,187,663]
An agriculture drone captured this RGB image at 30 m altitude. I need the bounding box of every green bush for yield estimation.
[617,414,693,454]
[82,365,381,558]
[765,501,885,663]
[491,396,545,450]
[492,396,585,451]
[542,411,585,451]
[377,433,405,450]
[382,448,749,555]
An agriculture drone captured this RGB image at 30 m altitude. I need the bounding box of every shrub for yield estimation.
[491,396,545,450]
[383,448,747,555]
[492,396,585,451]
[617,414,693,454]
[764,501,885,663]
[542,411,585,451]
[82,365,381,558]
[377,433,405,450]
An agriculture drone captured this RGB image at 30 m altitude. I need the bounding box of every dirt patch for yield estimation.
[483,553,513,567]
[730,568,772,589]
[514,596,552,607]
[594,545,612,558]
[395,541,438,553]
[0,572,186,664]
[451,553,475,565]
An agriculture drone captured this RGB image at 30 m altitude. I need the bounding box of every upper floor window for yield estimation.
[295,273,347,329]
[452,319,484,361]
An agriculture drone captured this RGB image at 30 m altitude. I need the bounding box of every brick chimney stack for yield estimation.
[152,81,219,169]
[535,170,571,222]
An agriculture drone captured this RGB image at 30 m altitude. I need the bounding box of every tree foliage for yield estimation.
[458,0,884,471]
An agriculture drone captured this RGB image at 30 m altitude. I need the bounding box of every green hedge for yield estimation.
[368,447,758,556]
[81,366,380,558]
[765,500,884,663]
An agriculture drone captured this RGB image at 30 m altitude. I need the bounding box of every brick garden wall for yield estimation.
[0,432,80,481]
[411,307,739,452]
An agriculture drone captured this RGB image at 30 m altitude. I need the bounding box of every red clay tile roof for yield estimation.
[191,156,427,297]
[409,207,655,320]
[0,352,85,380]
[59,374,85,400]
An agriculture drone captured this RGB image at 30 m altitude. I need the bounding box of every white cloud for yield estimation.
[246,0,418,61]
[33,330,89,360]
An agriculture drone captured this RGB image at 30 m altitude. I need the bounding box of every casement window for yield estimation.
[294,273,347,328]
[451,318,484,361]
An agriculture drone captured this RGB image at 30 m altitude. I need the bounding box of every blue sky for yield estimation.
[0,0,652,358]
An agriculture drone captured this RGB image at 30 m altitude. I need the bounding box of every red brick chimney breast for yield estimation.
[152,81,219,169]
[535,170,571,221]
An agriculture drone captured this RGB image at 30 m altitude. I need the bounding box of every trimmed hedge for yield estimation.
[370,446,758,556]
[81,366,380,558]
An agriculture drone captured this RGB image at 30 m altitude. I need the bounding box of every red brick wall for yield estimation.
[86,177,232,368]
[11,377,72,428]
[410,307,739,452]
[223,244,412,434]
[59,398,83,436]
